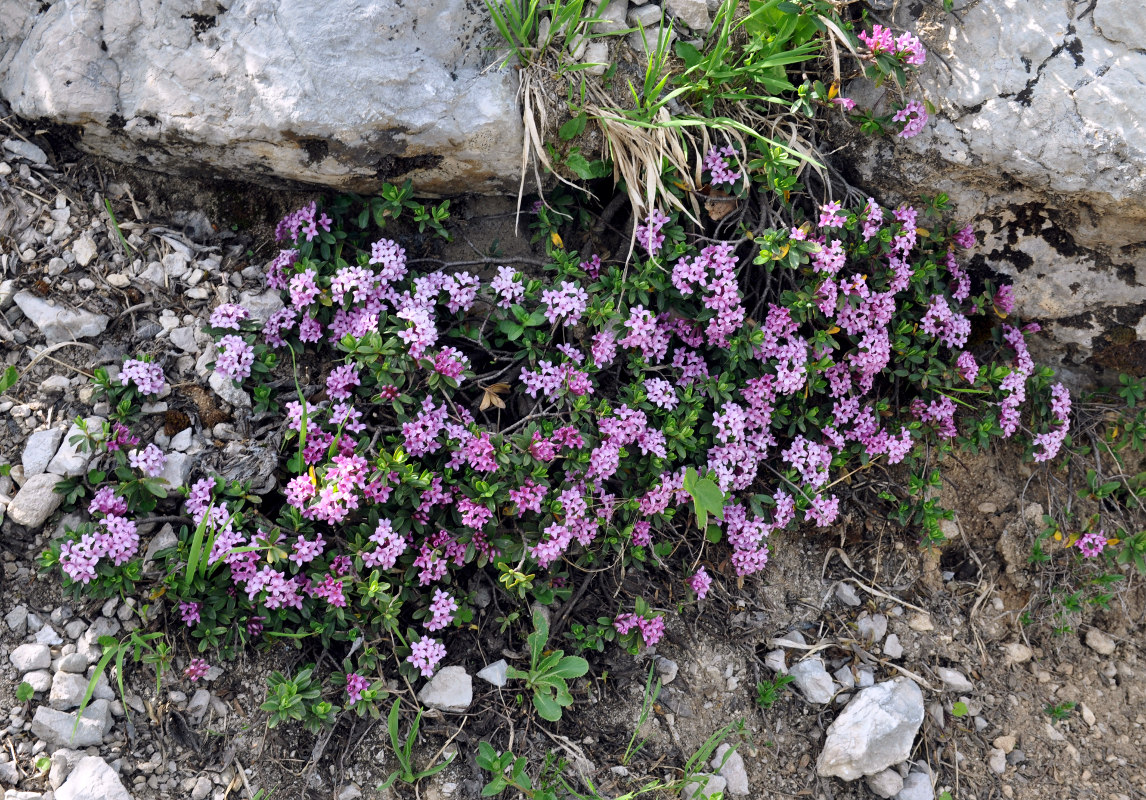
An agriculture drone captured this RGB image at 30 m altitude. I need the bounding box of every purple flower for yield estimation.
[1076,531,1106,558]
[120,359,166,395]
[818,201,846,229]
[490,266,524,308]
[893,100,928,139]
[703,145,743,187]
[346,673,370,705]
[129,443,166,477]
[994,284,1016,315]
[179,601,201,627]
[209,303,250,330]
[689,567,712,600]
[426,588,458,632]
[215,335,255,381]
[184,658,210,682]
[954,224,976,249]
[289,268,321,310]
[541,281,589,327]
[326,364,361,400]
[433,347,469,381]
[635,209,670,256]
[407,636,447,678]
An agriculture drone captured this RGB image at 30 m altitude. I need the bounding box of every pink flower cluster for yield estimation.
[614,611,665,647]
[859,24,926,66]
[1032,382,1071,462]
[120,359,166,395]
[129,443,166,478]
[407,636,447,678]
[635,209,670,256]
[215,335,255,381]
[893,100,928,139]
[59,513,140,584]
[275,201,331,243]
[1076,531,1106,558]
[703,145,743,187]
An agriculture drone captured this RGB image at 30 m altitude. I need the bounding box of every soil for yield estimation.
[0,118,1144,800]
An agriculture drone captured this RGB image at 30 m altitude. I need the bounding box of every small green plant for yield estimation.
[78,630,172,730]
[261,665,336,733]
[17,681,35,703]
[505,609,589,721]
[755,674,794,710]
[951,701,969,718]
[622,662,663,765]
[378,699,455,789]
[1044,701,1075,721]
[477,742,557,799]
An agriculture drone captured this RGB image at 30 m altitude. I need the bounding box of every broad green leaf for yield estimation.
[533,690,562,722]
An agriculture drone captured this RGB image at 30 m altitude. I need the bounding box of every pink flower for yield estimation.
[407,636,447,678]
[832,96,857,111]
[346,673,370,705]
[120,359,166,395]
[129,443,166,478]
[1076,531,1106,558]
[426,589,458,631]
[893,100,928,139]
[184,658,210,682]
[179,601,201,627]
[689,567,713,600]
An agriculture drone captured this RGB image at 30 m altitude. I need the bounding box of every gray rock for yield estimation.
[867,768,904,798]
[816,677,925,781]
[25,669,53,692]
[764,649,786,674]
[65,620,88,640]
[14,292,109,344]
[477,659,508,688]
[1085,628,1116,656]
[49,748,84,789]
[142,524,178,568]
[0,1,521,196]
[896,772,933,800]
[56,756,133,800]
[654,655,678,685]
[856,669,875,688]
[846,0,1146,375]
[191,775,212,800]
[72,235,98,268]
[0,758,18,786]
[582,42,611,75]
[7,471,64,527]
[170,428,193,451]
[987,747,1006,774]
[789,658,836,704]
[857,613,888,643]
[47,418,103,477]
[160,452,193,490]
[50,671,90,710]
[31,701,112,747]
[627,24,676,54]
[34,624,63,645]
[682,774,725,800]
[10,642,52,672]
[833,665,855,689]
[2,137,48,164]
[237,289,285,324]
[77,617,121,663]
[208,372,251,408]
[937,668,973,692]
[666,0,710,30]
[836,582,861,607]
[710,743,748,796]
[595,0,630,33]
[187,689,211,725]
[22,428,65,477]
[417,666,473,712]
[5,604,29,636]
[1002,642,1033,665]
[628,4,662,26]
[59,653,90,674]
[883,634,903,659]
[169,326,199,353]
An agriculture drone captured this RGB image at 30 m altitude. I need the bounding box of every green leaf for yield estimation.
[533,690,563,722]
[17,681,34,702]
[0,365,17,394]
[550,656,589,679]
[565,153,596,180]
[951,701,969,718]
[558,113,587,141]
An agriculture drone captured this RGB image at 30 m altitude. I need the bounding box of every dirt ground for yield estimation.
[1,124,1144,800]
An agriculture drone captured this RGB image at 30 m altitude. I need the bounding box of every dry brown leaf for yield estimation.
[705,189,738,221]
[479,382,511,412]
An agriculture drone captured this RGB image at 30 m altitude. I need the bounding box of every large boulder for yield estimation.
[0,0,522,195]
[836,0,1146,383]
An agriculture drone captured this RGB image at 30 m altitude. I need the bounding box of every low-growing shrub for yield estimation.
[42,182,1074,724]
